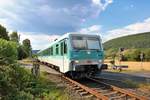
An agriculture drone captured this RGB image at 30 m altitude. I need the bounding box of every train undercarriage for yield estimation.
[65,65,101,79]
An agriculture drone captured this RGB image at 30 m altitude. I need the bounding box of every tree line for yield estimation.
[0,24,32,61]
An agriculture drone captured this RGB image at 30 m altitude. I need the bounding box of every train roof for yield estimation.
[38,32,101,53]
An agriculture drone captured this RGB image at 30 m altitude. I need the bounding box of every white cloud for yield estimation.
[0,0,113,50]
[19,32,60,50]
[103,17,150,42]
[0,0,15,8]
[79,25,101,34]
[92,0,113,10]
[0,0,113,33]
[90,0,113,17]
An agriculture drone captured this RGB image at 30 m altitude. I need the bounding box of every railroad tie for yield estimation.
[103,91,118,96]
[76,89,85,92]
[72,86,80,90]
[109,94,126,100]
[79,91,89,96]
[83,94,94,98]
[92,87,105,91]
[130,98,137,100]
[65,82,71,85]
[98,89,111,93]
[68,84,74,88]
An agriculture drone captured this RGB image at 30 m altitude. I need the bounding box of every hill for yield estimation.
[103,32,150,50]
[32,50,40,54]
[103,32,150,61]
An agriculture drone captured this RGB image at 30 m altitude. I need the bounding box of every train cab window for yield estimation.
[72,36,86,50]
[56,44,59,55]
[64,41,67,54]
[87,38,101,50]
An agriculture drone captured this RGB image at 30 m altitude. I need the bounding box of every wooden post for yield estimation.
[32,59,40,78]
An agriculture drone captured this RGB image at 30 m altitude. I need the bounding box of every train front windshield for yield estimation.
[72,36,101,50]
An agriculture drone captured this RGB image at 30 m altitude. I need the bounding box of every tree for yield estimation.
[17,45,28,60]
[10,31,19,43]
[0,39,17,65]
[22,39,32,57]
[0,24,9,40]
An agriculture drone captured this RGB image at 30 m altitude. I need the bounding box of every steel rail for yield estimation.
[62,75,109,100]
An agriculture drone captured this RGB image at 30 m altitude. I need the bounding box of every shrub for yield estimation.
[131,49,141,61]
[17,45,28,60]
[0,64,68,99]
[0,39,17,65]
[143,48,150,61]
[104,48,118,59]
[7,91,33,100]
[123,49,141,61]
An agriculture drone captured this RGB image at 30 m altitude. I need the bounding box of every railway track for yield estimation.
[37,60,149,100]
[86,78,149,100]
[62,76,149,100]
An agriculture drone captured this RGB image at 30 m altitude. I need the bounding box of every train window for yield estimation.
[87,38,101,50]
[46,49,49,55]
[60,42,63,55]
[50,47,53,55]
[64,41,67,54]
[49,48,51,55]
[72,36,86,50]
[45,49,48,55]
[56,44,59,55]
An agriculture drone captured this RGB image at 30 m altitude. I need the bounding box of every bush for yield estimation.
[104,48,118,59]
[17,45,28,60]
[0,39,17,65]
[123,49,141,61]
[131,49,141,61]
[0,64,68,100]
[7,91,33,100]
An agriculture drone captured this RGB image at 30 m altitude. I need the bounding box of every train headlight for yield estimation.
[75,60,79,63]
[99,60,102,63]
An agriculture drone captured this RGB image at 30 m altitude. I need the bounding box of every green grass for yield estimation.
[123,79,139,88]
[124,79,150,89]
[38,72,70,100]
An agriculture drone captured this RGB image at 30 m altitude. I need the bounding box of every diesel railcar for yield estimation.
[37,33,105,78]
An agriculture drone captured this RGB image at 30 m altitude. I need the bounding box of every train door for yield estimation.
[60,39,68,73]
[63,39,68,72]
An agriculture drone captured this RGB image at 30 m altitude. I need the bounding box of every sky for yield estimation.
[0,0,150,50]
